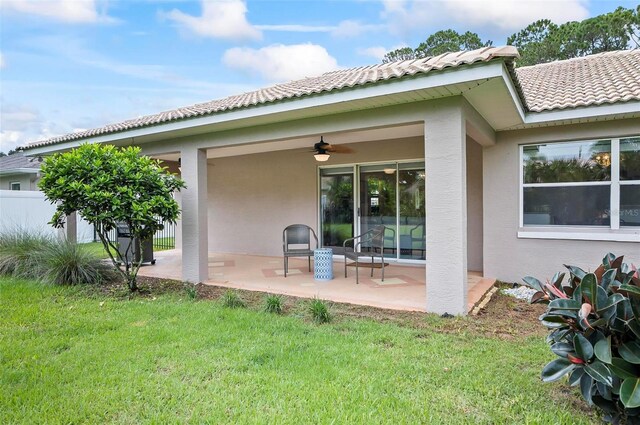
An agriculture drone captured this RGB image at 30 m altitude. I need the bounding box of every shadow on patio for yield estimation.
[138,250,495,313]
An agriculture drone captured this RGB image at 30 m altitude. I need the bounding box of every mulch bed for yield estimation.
[95,276,547,340]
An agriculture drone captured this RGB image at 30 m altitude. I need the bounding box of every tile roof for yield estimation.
[0,152,42,171]
[22,47,640,150]
[23,46,518,149]
[515,49,640,112]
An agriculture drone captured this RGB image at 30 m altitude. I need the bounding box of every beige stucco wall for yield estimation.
[484,118,640,283]
[466,137,483,271]
[207,137,425,257]
[0,174,38,191]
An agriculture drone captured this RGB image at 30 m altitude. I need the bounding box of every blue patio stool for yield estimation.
[314,248,334,281]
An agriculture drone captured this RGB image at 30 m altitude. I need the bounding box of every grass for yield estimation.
[0,278,598,424]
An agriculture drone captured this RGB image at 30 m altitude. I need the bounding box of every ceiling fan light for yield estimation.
[313,152,331,162]
[383,167,396,174]
[314,153,331,162]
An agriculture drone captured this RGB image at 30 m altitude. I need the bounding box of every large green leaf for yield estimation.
[585,362,614,386]
[574,334,594,361]
[595,286,608,312]
[620,341,640,364]
[628,320,640,340]
[598,293,625,312]
[621,378,640,408]
[601,269,617,291]
[551,342,574,358]
[542,358,575,382]
[619,284,640,299]
[594,337,612,364]
[522,276,544,292]
[549,298,581,310]
[569,367,585,386]
[581,273,598,304]
[580,373,594,405]
[565,264,587,281]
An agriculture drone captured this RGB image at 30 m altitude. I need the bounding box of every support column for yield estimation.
[180,148,208,283]
[58,212,77,243]
[424,98,468,315]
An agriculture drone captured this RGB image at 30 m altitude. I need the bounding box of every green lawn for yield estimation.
[0,278,597,424]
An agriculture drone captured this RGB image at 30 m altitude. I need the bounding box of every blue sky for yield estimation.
[0,0,637,153]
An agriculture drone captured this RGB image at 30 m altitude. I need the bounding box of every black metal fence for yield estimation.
[94,221,176,250]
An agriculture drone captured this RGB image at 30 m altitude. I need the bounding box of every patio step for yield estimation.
[470,285,499,316]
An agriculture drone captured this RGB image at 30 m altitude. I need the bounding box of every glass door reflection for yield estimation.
[319,168,354,254]
[398,163,425,260]
[359,164,397,255]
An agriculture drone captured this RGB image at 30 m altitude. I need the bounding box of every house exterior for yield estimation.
[21,46,640,315]
[0,152,42,191]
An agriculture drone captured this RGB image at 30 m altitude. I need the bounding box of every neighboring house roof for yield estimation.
[0,152,42,175]
[21,47,640,150]
[515,49,640,112]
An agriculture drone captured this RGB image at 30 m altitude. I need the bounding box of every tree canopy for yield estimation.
[382,6,639,67]
[383,30,492,63]
[39,143,185,291]
[508,6,640,66]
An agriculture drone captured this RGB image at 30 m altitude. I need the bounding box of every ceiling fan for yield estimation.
[312,136,353,162]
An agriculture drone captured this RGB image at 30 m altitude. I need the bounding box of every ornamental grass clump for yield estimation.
[39,240,116,286]
[0,229,51,279]
[263,294,284,314]
[523,253,640,424]
[221,290,245,309]
[308,298,331,324]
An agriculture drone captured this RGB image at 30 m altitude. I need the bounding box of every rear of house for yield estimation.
[21,47,640,315]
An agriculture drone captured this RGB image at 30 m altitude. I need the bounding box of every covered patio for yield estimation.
[138,250,495,313]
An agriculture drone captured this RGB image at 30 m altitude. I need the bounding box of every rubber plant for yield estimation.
[523,253,640,424]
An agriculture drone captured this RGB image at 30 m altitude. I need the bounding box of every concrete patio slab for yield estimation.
[139,249,495,313]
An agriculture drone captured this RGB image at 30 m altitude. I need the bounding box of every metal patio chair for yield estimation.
[282,224,318,277]
[343,225,389,284]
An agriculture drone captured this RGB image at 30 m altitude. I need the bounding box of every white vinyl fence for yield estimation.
[0,190,94,242]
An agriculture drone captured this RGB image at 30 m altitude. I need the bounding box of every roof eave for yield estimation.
[24,61,511,156]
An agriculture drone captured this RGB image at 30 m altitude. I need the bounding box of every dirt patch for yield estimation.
[91,277,548,340]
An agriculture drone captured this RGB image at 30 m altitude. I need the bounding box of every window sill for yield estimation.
[517,229,640,242]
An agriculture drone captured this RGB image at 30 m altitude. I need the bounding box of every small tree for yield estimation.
[39,144,185,291]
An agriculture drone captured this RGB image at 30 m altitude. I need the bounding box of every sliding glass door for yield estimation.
[319,161,425,261]
[359,164,397,255]
[319,167,354,254]
[398,163,426,260]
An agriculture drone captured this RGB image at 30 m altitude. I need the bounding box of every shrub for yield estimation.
[221,290,245,308]
[39,240,116,286]
[0,229,52,279]
[523,253,640,424]
[308,298,331,324]
[263,294,284,314]
[185,284,198,300]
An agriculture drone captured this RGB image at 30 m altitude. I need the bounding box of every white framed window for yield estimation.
[519,137,640,241]
[10,182,20,191]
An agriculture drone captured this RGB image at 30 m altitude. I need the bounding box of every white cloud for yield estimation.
[162,0,261,41]
[381,0,590,34]
[331,20,383,37]
[1,0,117,24]
[256,24,335,33]
[0,104,47,152]
[357,46,388,60]
[0,52,5,69]
[222,44,339,82]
